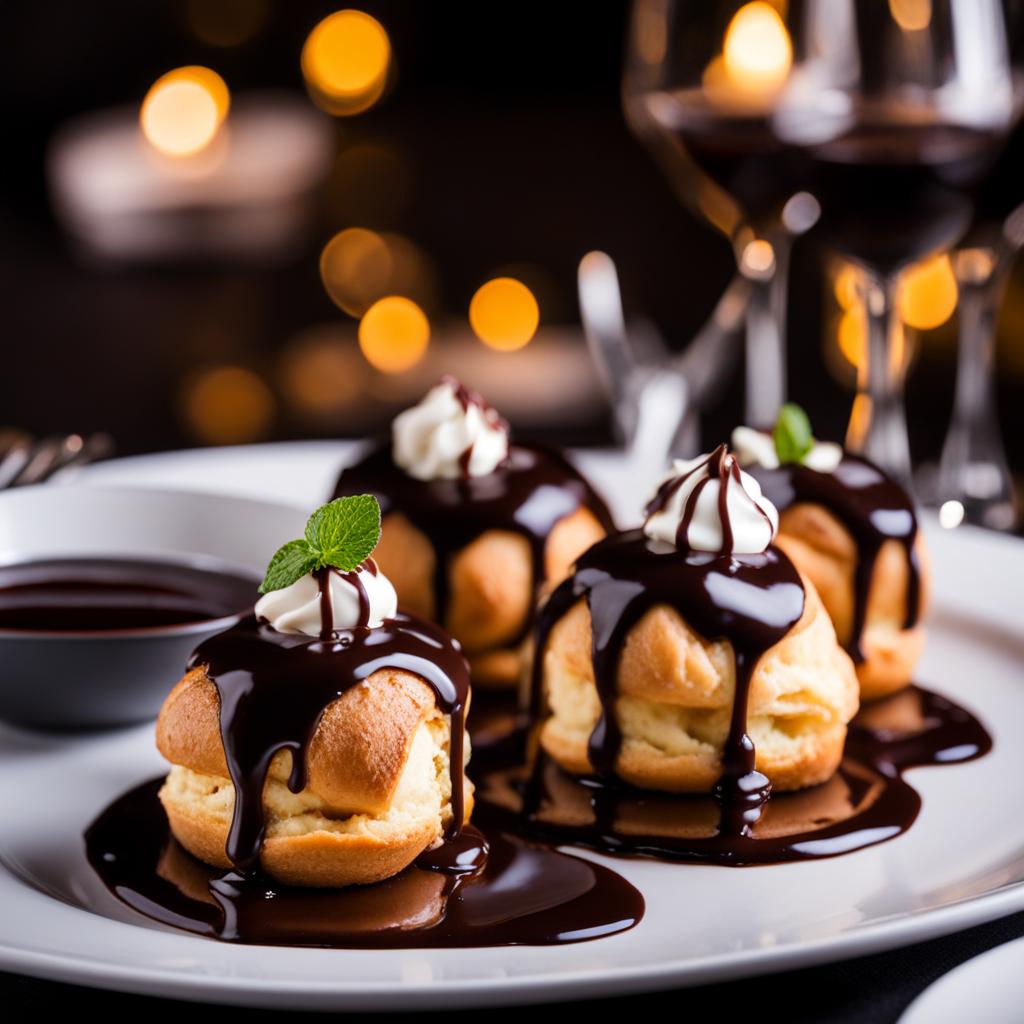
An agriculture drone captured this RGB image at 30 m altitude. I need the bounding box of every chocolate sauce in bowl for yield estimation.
[747,453,921,662]
[189,603,471,878]
[484,684,991,865]
[332,442,614,643]
[0,558,257,632]
[83,779,644,947]
[530,529,806,833]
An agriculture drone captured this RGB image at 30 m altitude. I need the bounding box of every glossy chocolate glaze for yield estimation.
[485,685,991,865]
[531,528,806,834]
[84,779,644,947]
[332,441,614,644]
[189,586,471,878]
[0,558,256,632]
[747,452,921,662]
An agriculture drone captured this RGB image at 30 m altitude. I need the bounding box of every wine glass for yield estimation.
[772,0,1021,487]
[622,0,818,429]
[935,124,1024,529]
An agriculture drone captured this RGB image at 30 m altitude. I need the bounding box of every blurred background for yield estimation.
[1,0,1022,495]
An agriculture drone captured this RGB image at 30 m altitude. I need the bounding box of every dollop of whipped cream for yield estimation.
[731,425,842,473]
[254,561,397,636]
[643,445,779,555]
[392,376,509,481]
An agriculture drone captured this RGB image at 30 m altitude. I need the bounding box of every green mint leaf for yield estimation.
[304,494,382,572]
[773,403,814,464]
[259,539,319,594]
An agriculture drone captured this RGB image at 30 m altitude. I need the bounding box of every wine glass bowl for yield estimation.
[626,0,1021,485]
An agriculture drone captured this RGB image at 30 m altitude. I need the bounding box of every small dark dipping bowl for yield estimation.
[0,556,258,729]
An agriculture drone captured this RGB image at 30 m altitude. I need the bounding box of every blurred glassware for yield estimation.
[623,0,819,429]
[772,0,1021,488]
[578,250,747,481]
[935,195,1024,531]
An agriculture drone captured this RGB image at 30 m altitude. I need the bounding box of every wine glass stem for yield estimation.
[743,234,790,427]
[855,273,914,489]
[938,255,1015,522]
[950,268,1006,426]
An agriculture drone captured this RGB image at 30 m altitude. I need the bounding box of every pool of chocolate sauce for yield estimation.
[477,685,991,865]
[0,558,257,633]
[84,780,644,948]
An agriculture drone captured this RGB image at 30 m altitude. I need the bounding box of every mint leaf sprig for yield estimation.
[772,402,815,465]
[259,495,382,594]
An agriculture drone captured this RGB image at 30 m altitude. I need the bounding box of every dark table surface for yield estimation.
[4,910,1023,1021]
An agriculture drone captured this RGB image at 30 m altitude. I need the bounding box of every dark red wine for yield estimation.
[798,121,1002,270]
[640,89,803,228]
[0,558,257,632]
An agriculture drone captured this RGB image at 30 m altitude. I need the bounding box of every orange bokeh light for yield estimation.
[301,9,390,116]
[720,2,792,97]
[183,366,274,444]
[320,228,394,317]
[469,278,540,352]
[358,296,429,373]
[898,253,958,330]
[140,66,229,157]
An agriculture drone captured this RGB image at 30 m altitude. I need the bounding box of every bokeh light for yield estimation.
[280,326,366,418]
[939,499,965,530]
[320,228,394,317]
[889,0,932,32]
[722,2,792,96]
[838,305,867,369]
[182,366,275,444]
[469,278,540,352]
[302,9,391,116]
[140,66,230,157]
[899,253,958,330]
[358,296,430,373]
[834,263,863,311]
[186,0,269,47]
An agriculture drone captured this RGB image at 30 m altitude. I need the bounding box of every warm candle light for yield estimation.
[889,0,932,32]
[320,228,393,317]
[722,2,792,95]
[838,305,867,369]
[280,326,365,417]
[834,263,863,310]
[140,66,229,157]
[183,365,275,444]
[899,253,958,330]
[302,9,391,116]
[358,296,430,373]
[469,277,540,352]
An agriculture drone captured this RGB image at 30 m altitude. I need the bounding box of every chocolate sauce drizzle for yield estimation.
[332,442,614,643]
[188,602,470,879]
[486,684,991,865]
[747,452,921,662]
[530,529,806,834]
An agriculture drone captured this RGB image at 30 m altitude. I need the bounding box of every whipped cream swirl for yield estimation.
[643,445,779,555]
[392,376,509,481]
[731,425,842,473]
[254,560,397,637]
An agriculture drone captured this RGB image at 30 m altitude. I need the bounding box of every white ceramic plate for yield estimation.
[899,935,1024,1024]
[0,442,1021,1010]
